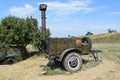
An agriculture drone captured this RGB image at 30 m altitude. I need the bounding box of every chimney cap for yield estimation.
[39,4,47,11]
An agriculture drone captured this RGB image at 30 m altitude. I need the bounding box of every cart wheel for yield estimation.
[63,52,82,72]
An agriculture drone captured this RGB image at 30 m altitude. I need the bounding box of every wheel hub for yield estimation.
[69,57,78,68]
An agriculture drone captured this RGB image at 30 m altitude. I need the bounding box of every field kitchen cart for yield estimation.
[39,4,102,72]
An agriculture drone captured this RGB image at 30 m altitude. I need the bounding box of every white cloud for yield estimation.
[9,4,36,17]
[109,12,120,15]
[39,0,94,15]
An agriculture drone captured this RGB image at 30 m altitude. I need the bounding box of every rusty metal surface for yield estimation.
[48,37,91,55]
[48,38,77,54]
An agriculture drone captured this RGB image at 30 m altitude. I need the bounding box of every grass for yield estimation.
[93,43,120,64]
[43,59,100,75]
[89,33,120,43]
[42,61,64,75]
[81,60,100,71]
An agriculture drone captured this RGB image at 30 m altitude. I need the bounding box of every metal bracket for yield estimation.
[90,50,102,61]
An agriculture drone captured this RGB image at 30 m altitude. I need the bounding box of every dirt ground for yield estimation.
[0,56,120,80]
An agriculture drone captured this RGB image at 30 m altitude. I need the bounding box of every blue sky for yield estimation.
[0,0,120,37]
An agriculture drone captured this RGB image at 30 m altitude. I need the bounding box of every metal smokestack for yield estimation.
[39,4,47,40]
[39,4,48,53]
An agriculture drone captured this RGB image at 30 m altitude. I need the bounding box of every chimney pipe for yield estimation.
[39,4,48,53]
[39,4,47,40]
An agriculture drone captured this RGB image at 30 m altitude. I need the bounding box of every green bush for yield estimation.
[0,15,50,61]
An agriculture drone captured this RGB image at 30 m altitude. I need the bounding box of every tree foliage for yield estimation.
[31,27,51,51]
[0,16,38,47]
[0,16,50,52]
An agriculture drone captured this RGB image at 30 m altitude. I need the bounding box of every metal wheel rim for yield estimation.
[68,56,80,69]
